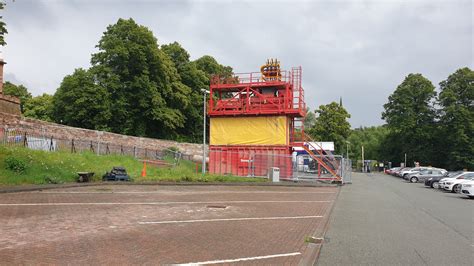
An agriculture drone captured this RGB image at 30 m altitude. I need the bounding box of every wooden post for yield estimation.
[71,139,76,153]
[23,132,27,147]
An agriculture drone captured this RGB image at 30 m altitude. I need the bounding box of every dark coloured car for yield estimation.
[103,167,131,181]
[424,173,451,188]
[425,171,462,188]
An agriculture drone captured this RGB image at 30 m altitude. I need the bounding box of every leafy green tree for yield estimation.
[308,102,351,154]
[90,18,190,138]
[194,55,233,80]
[347,126,390,161]
[3,81,32,112]
[162,42,208,142]
[437,67,474,170]
[381,73,437,165]
[0,2,8,46]
[23,93,53,121]
[52,68,111,130]
[304,107,316,129]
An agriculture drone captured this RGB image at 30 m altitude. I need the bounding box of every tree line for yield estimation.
[4,18,231,142]
[312,68,473,171]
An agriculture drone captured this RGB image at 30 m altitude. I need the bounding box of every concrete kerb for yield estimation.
[299,185,342,265]
[0,180,340,193]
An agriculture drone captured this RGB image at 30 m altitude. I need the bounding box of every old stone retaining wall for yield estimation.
[0,112,204,157]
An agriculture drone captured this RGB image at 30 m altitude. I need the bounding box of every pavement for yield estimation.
[318,172,473,266]
[0,184,338,265]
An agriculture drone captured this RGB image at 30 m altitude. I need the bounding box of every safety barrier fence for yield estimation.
[208,148,352,183]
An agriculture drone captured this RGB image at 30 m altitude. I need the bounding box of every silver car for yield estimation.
[407,169,447,183]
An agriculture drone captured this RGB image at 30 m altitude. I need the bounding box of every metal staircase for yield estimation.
[302,133,342,182]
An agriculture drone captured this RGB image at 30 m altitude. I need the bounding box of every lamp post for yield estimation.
[201,89,210,174]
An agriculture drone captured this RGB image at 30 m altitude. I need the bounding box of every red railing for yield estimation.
[209,67,305,117]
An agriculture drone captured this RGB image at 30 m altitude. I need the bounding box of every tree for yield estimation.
[437,67,474,170]
[381,73,437,165]
[308,102,351,154]
[0,2,8,46]
[90,18,190,138]
[52,68,111,131]
[304,107,316,129]
[23,93,53,121]
[3,81,32,112]
[162,42,208,142]
[347,126,390,162]
[194,55,233,80]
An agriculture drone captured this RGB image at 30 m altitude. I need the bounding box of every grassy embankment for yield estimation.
[0,146,266,185]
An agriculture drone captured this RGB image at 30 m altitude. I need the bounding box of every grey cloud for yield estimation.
[1,0,471,127]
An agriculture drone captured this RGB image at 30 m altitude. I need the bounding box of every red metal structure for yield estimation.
[208,60,308,179]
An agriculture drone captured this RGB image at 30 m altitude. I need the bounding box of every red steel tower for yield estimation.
[207,59,306,179]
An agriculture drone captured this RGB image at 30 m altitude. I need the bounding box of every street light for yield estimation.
[201,89,210,174]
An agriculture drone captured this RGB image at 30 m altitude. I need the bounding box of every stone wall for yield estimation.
[0,95,21,116]
[0,112,204,157]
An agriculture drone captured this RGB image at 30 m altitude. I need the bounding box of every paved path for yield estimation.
[318,172,473,265]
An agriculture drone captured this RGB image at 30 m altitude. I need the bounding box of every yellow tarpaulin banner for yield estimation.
[210,116,288,145]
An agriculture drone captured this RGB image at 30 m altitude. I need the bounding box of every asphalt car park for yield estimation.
[0,184,338,265]
[318,172,473,266]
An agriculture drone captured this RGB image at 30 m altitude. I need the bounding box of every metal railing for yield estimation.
[0,127,184,166]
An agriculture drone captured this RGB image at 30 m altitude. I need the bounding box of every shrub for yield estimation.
[4,156,27,173]
[181,175,193,182]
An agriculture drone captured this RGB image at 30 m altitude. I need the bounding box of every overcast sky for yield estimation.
[2,0,472,127]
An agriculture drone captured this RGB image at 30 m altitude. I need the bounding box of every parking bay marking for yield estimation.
[179,252,302,265]
[36,191,336,194]
[138,215,323,225]
[0,200,332,206]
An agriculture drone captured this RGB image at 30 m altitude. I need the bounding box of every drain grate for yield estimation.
[304,236,327,244]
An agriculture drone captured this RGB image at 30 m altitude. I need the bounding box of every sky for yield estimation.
[1,0,472,127]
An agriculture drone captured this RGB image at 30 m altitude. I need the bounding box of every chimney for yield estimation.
[0,53,5,94]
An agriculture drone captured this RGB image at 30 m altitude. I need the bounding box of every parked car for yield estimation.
[439,172,474,191]
[460,180,474,199]
[424,172,452,188]
[398,167,415,177]
[443,174,474,193]
[406,169,447,183]
[386,167,401,175]
[395,167,412,177]
[425,172,462,188]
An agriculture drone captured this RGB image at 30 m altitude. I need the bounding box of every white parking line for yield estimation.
[35,191,335,194]
[178,252,301,265]
[0,200,332,206]
[138,215,323,225]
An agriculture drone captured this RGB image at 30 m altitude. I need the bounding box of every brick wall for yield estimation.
[0,112,205,157]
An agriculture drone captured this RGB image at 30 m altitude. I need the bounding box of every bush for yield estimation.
[4,156,27,173]
[181,175,193,182]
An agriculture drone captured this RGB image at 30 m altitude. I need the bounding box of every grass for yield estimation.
[0,146,267,185]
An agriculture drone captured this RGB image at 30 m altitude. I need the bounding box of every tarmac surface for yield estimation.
[318,172,473,265]
[0,184,338,265]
